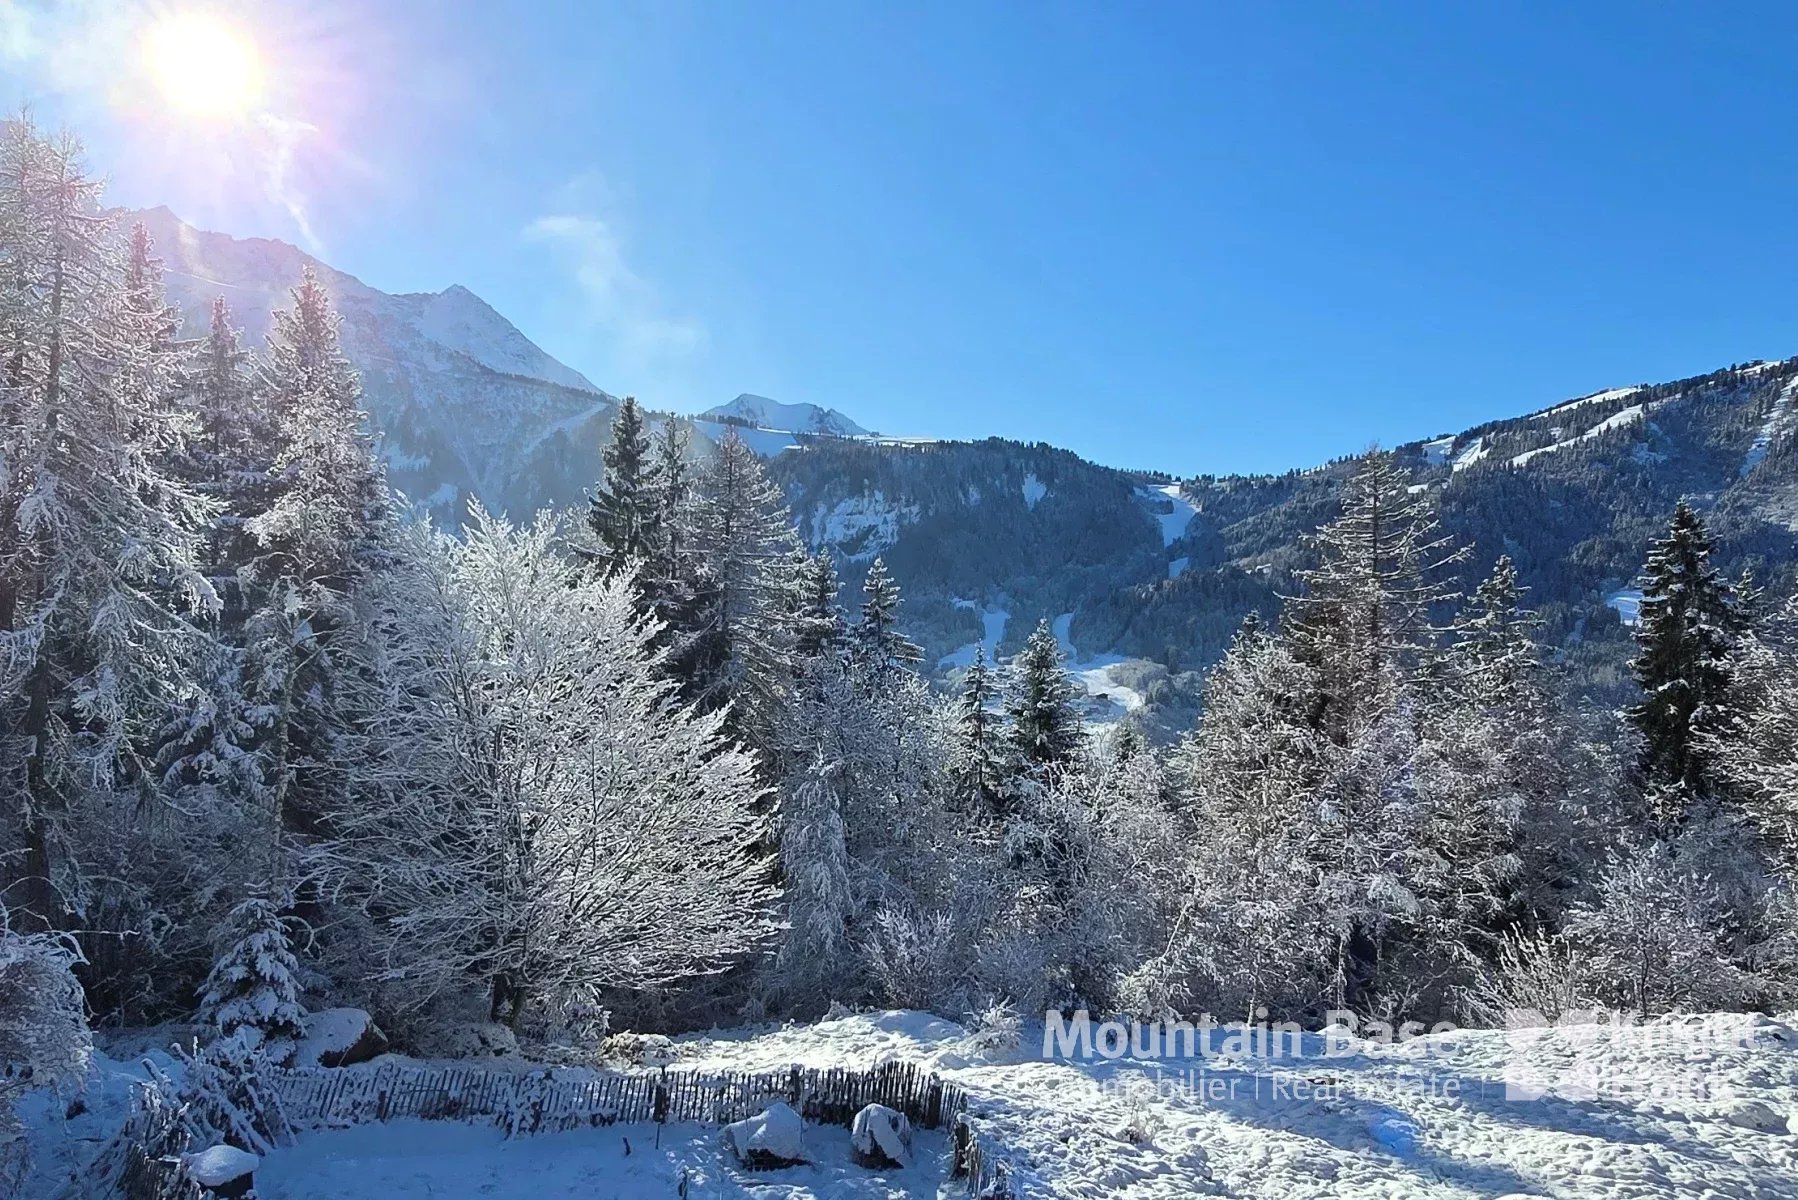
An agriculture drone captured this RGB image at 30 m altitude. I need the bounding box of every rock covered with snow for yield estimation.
[850,1102,913,1167]
[292,1008,389,1069]
[1722,1098,1791,1134]
[412,1020,519,1060]
[722,1101,809,1169]
[183,1144,259,1195]
[601,1030,678,1067]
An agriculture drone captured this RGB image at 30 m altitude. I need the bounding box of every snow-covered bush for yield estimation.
[196,897,306,1060]
[1465,930,1589,1025]
[1564,841,1752,1016]
[960,999,1023,1059]
[862,906,963,1013]
[1,917,91,1189]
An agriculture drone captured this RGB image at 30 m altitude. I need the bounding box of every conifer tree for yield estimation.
[0,121,214,932]
[243,267,390,843]
[681,428,802,754]
[953,646,1003,812]
[1286,452,1463,738]
[1005,619,1084,775]
[1627,500,1742,823]
[850,557,923,677]
[180,297,270,615]
[196,896,306,1053]
[792,550,845,661]
[587,396,658,571]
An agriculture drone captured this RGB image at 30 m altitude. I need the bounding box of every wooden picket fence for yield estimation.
[951,1112,1017,1198]
[268,1057,968,1138]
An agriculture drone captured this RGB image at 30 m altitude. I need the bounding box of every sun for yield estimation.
[141,13,265,120]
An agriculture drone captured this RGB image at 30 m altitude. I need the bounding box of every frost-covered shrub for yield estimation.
[1,917,92,1189]
[969,933,1055,1017]
[1465,930,1590,1025]
[863,906,963,1013]
[959,999,1022,1059]
[196,898,306,1060]
[1564,841,1751,1016]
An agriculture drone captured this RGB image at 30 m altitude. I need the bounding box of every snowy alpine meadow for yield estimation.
[9,114,1798,1200]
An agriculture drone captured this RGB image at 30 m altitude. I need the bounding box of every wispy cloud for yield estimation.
[256,112,324,252]
[522,179,703,363]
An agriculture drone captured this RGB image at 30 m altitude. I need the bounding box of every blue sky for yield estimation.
[6,1,1797,475]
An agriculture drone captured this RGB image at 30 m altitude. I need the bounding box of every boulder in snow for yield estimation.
[723,1101,809,1169]
[851,1102,913,1168]
[414,1020,520,1059]
[183,1145,259,1197]
[601,1030,678,1067]
[1723,1099,1790,1134]
[293,1007,388,1068]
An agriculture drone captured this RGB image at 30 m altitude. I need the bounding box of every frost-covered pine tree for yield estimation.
[317,507,776,1027]
[0,120,215,934]
[952,646,1003,813]
[1004,619,1084,776]
[850,557,923,677]
[1627,500,1742,825]
[243,266,390,841]
[680,427,802,755]
[1720,596,1798,868]
[196,896,305,1055]
[792,550,845,662]
[773,750,857,1007]
[1286,452,1463,739]
[587,396,659,572]
[178,297,271,616]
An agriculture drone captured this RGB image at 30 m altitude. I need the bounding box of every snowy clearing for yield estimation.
[940,601,1011,668]
[18,1010,1798,1200]
[680,1008,1798,1199]
[255,1118,949,1200]
[1607,587,1645,626]
[1139,483,1198,547]
[1512,405,1648,468]
[1743,378,1798,477]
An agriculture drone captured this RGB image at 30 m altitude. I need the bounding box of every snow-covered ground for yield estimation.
[681,1009,1798,1199]
[940,600,1011,669]
[1511,404,1649,468]
[18,1009,1798,1199]
[255,1118,948,1199]
[1743,378,1798,477]
[1139,483,1198,548]
[1051,612,1147,718]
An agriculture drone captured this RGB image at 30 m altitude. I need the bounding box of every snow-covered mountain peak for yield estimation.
[408,282,599,393]
[127,207,615,520]
[703,393,871,438]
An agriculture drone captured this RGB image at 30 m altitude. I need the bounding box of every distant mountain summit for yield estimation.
[129,206,615,520]
[702,393,872,439]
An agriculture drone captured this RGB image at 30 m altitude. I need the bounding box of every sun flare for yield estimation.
[141,13,265,120]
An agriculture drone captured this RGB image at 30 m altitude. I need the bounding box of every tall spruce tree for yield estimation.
[1627,500,1742,823]
[0,121,214,934]
[682,427,802,755]
[243,266,390,847]
[587,396,658,572]
[1005,619,1084,775]
[953,646,1003,812]
[1286,452,1463,739]
[792,549,845,662]
[850,557,923,677]
[180,297,270,616]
